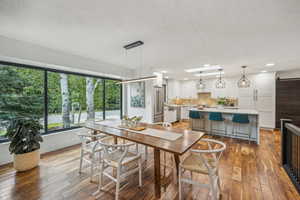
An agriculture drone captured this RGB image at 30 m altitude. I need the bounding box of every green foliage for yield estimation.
[5,118,43,154]
[0,66,44,121]
[105,79,120,110]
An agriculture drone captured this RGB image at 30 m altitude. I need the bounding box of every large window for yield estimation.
[0,62,122,142]
[105,79,121,119]
[0,64,45,139]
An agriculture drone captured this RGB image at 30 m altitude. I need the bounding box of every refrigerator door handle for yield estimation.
[256,89,258,101]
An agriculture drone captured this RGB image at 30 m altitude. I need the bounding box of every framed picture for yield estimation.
[130,82,145,108]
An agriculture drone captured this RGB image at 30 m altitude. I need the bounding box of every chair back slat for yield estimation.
[191,138,226,173]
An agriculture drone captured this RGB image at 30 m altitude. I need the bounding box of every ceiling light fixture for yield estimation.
[123,41,144,49]
[119,41,163,86]
[185,65,222,73]
[215,69,226,89]
[194,71,225,77]
[265,63,275,67]
[237,66,250,88]
[261,70,268,73]
[203,64,210,67]
[197,71,205,89]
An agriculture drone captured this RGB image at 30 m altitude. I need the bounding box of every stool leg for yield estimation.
[248,123,251,144]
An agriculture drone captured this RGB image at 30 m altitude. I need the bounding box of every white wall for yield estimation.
[0,36,134,79]
[126,80,154,123]
[0,128,88,166]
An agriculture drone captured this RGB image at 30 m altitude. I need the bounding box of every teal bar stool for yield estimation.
[208,112,226,135]
[232,114,251,142]
[189,110,205,131]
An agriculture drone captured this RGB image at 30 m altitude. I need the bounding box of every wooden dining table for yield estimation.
[85,120,205,199]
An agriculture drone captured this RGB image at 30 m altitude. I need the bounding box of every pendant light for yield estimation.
[118,41,162,85]
[197,71,205,89]
[215,69,225,88]
[237,66,250,88]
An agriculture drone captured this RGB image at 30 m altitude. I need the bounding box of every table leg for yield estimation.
[154,148,161,199]
[174,154,180,177]
[114,136,118,144]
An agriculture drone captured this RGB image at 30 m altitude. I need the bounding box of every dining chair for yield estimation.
[94,136,142,200]
[77,130,108,182]
[179,138,226,200]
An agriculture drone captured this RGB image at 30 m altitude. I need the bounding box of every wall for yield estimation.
[126,80,154,123]
[0,36,134,79]
[0,128,87,166]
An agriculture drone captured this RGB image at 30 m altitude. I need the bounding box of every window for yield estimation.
[105,79,121,119]
[0,64,45,140]
[0,61,122,142]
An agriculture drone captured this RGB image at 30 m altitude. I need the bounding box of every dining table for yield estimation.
[85,119,205,199]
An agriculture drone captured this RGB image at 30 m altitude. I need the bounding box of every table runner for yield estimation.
[95,120,182,141]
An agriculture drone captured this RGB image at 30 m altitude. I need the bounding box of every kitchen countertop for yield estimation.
[165,104,197,107]
[190,108,259,115]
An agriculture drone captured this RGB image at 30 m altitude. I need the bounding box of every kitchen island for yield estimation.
[189,108,260,144]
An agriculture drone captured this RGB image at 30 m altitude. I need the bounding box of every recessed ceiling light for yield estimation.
[165,76,169,79]
[185,65,222,73]
[261,70,268,73]
[194,71,225,77]
[265,63,275,67]
[161,70,167,73]
[203,64,210,67]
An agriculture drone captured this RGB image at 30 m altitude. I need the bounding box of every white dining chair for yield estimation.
[94,136,142,200]
[178,138,226,200]
[77,130,108,182]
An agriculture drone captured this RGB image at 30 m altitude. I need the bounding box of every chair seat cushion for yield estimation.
[180,154,216,174]
[209,112,223,121]
[232,114,249,124]
[189,110,203,119]
[103,150,141,168]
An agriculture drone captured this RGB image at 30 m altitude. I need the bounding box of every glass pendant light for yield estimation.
[215,69,225,88]
[197,71,205,89]
[237,66,250,88]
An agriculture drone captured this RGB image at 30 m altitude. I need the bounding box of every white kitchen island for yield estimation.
[189,108,260,144]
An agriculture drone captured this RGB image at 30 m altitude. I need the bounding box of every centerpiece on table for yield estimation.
[121,115,145,131]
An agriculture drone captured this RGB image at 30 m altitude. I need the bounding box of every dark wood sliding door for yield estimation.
[276,78,300,128]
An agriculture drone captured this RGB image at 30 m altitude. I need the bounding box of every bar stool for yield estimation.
[189,110,205,131]
[232,114,251,143]
[208,112,226,136]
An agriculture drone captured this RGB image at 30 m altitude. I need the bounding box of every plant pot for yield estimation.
[13,149,40,172]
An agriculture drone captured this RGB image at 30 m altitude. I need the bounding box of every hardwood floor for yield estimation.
[0,122,299,200]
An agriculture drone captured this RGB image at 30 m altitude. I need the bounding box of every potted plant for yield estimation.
[5,118,43,172]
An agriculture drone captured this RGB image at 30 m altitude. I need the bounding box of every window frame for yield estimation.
[0,61,123,143]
